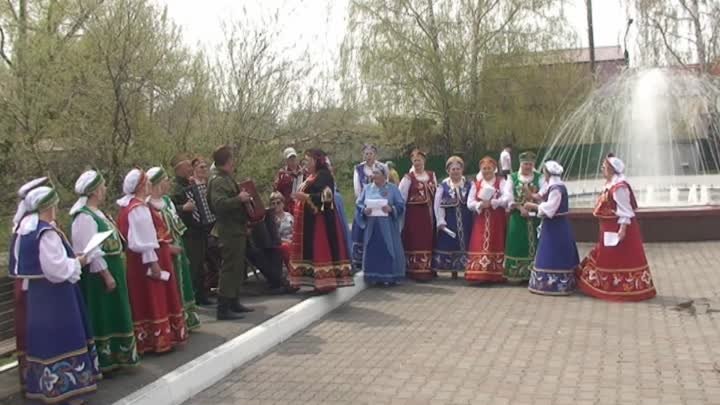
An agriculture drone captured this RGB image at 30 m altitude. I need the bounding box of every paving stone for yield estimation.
[183,243,720,405]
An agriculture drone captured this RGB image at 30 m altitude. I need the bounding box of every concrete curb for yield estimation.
[112,272,367,405]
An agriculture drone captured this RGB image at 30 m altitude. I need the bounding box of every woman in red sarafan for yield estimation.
[399,149,437,281]
[289,149,353,293]
[465,157,512,283]
[577,154,656,302]
[116,169,188,354]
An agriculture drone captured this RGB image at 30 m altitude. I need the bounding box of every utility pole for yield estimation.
[586,0,596,74]
[624,18,634,66]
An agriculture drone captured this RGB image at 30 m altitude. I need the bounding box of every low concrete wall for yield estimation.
[570,206,720,242]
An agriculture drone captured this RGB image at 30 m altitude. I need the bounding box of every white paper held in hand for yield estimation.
[479,185,495,201]
[603,232,620,247]
[441,227,457,239]
[146,268,171,281]
[365,198,389,217]
[82,230,114,255]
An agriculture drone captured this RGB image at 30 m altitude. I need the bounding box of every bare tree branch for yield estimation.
[0,25,13,67]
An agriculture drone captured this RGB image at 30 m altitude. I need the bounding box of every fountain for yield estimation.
[542,68,720,242]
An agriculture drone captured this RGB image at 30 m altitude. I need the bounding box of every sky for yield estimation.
[155,0,631,64]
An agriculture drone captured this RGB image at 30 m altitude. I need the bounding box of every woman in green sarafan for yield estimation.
[503,152,545,283]
[70,170,139,372]
[146,166,201,331]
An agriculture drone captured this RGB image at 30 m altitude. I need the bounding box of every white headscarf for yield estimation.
[117,169,144,207]
[544,161,564,176]
[18,186,58,235]
[70,171,103,216]
[606,156,627,186]
[12,177,49,230]
[607,156,624,174]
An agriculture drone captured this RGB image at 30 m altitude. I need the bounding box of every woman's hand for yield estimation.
[618,225,627,242]
[149,263,163,280]
[292,192,309,202]
[519,207,530,217]
[382,205,392,214]
[481,200,491,209]
[363,207,373,215]
[523,202,538,211]
[101,270,117,292]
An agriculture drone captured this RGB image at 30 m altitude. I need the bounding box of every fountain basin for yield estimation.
[569,205,720,242]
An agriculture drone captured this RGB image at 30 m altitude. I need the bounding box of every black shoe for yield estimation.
[230,300,255,313]
[196,296,217,306]
[216,298,244,320]
[267,286,288,295]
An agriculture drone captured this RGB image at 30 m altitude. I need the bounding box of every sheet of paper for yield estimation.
[366,198,389,217]
[146,269,171,281]
[480,186,495,201]
[603,232,620,247]
[365,199,388,209]
[82,230,114,255]
[441,227,457,239]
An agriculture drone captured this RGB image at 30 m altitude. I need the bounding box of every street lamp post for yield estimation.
[624,18,634,66]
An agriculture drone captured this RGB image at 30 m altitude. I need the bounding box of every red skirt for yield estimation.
[126,244,188,354]
[289,202,353,292]
[577,218,656,302]
[401,204,434,281]
[14,279,27,391]
[466,207,507,283]
[279,242,293,272]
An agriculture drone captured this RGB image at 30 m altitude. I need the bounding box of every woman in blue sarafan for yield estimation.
[350,144,386,273]
[355,164,406,285]
[523,161,580,296]
[13,186,103,405]
[326,157,352,260]
[431,156,473,279]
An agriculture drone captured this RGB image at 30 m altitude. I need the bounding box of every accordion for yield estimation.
[237,179,266,225]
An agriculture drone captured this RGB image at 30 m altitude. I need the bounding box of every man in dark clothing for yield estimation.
[208,146,254,320]
[246,209,298,294]
[170,154,215,306]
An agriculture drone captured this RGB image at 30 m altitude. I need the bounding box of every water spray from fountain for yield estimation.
[542,68,720,208]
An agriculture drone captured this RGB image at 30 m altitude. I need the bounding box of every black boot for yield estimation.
[230,299,255,313]
[217,297,244,320]
[196,294,217,306]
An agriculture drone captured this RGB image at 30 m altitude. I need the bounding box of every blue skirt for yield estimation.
[334,193,352,260]
[529,216,580,296]
[362,217,406,284]
[25,279,101,403]
[350,217,364,273]
[432,206,473,272]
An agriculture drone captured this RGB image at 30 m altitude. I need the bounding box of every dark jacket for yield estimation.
[208,170,248,238]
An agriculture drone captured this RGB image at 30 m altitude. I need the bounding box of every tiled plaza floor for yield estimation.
[185,243,720,405]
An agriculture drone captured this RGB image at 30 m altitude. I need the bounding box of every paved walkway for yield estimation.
[0,279,306,405]
[185,243,720,405]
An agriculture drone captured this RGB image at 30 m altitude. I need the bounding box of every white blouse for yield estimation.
[398,171,435,202]
[71,209,109,273]
[433,178,466,228]
[39,230,82,284]
[607,175,635,225]
[467,174,512,213]
[127,205,159,264]
[277,212,294,243]
[538,177,563,218]
[353,163,376,198]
